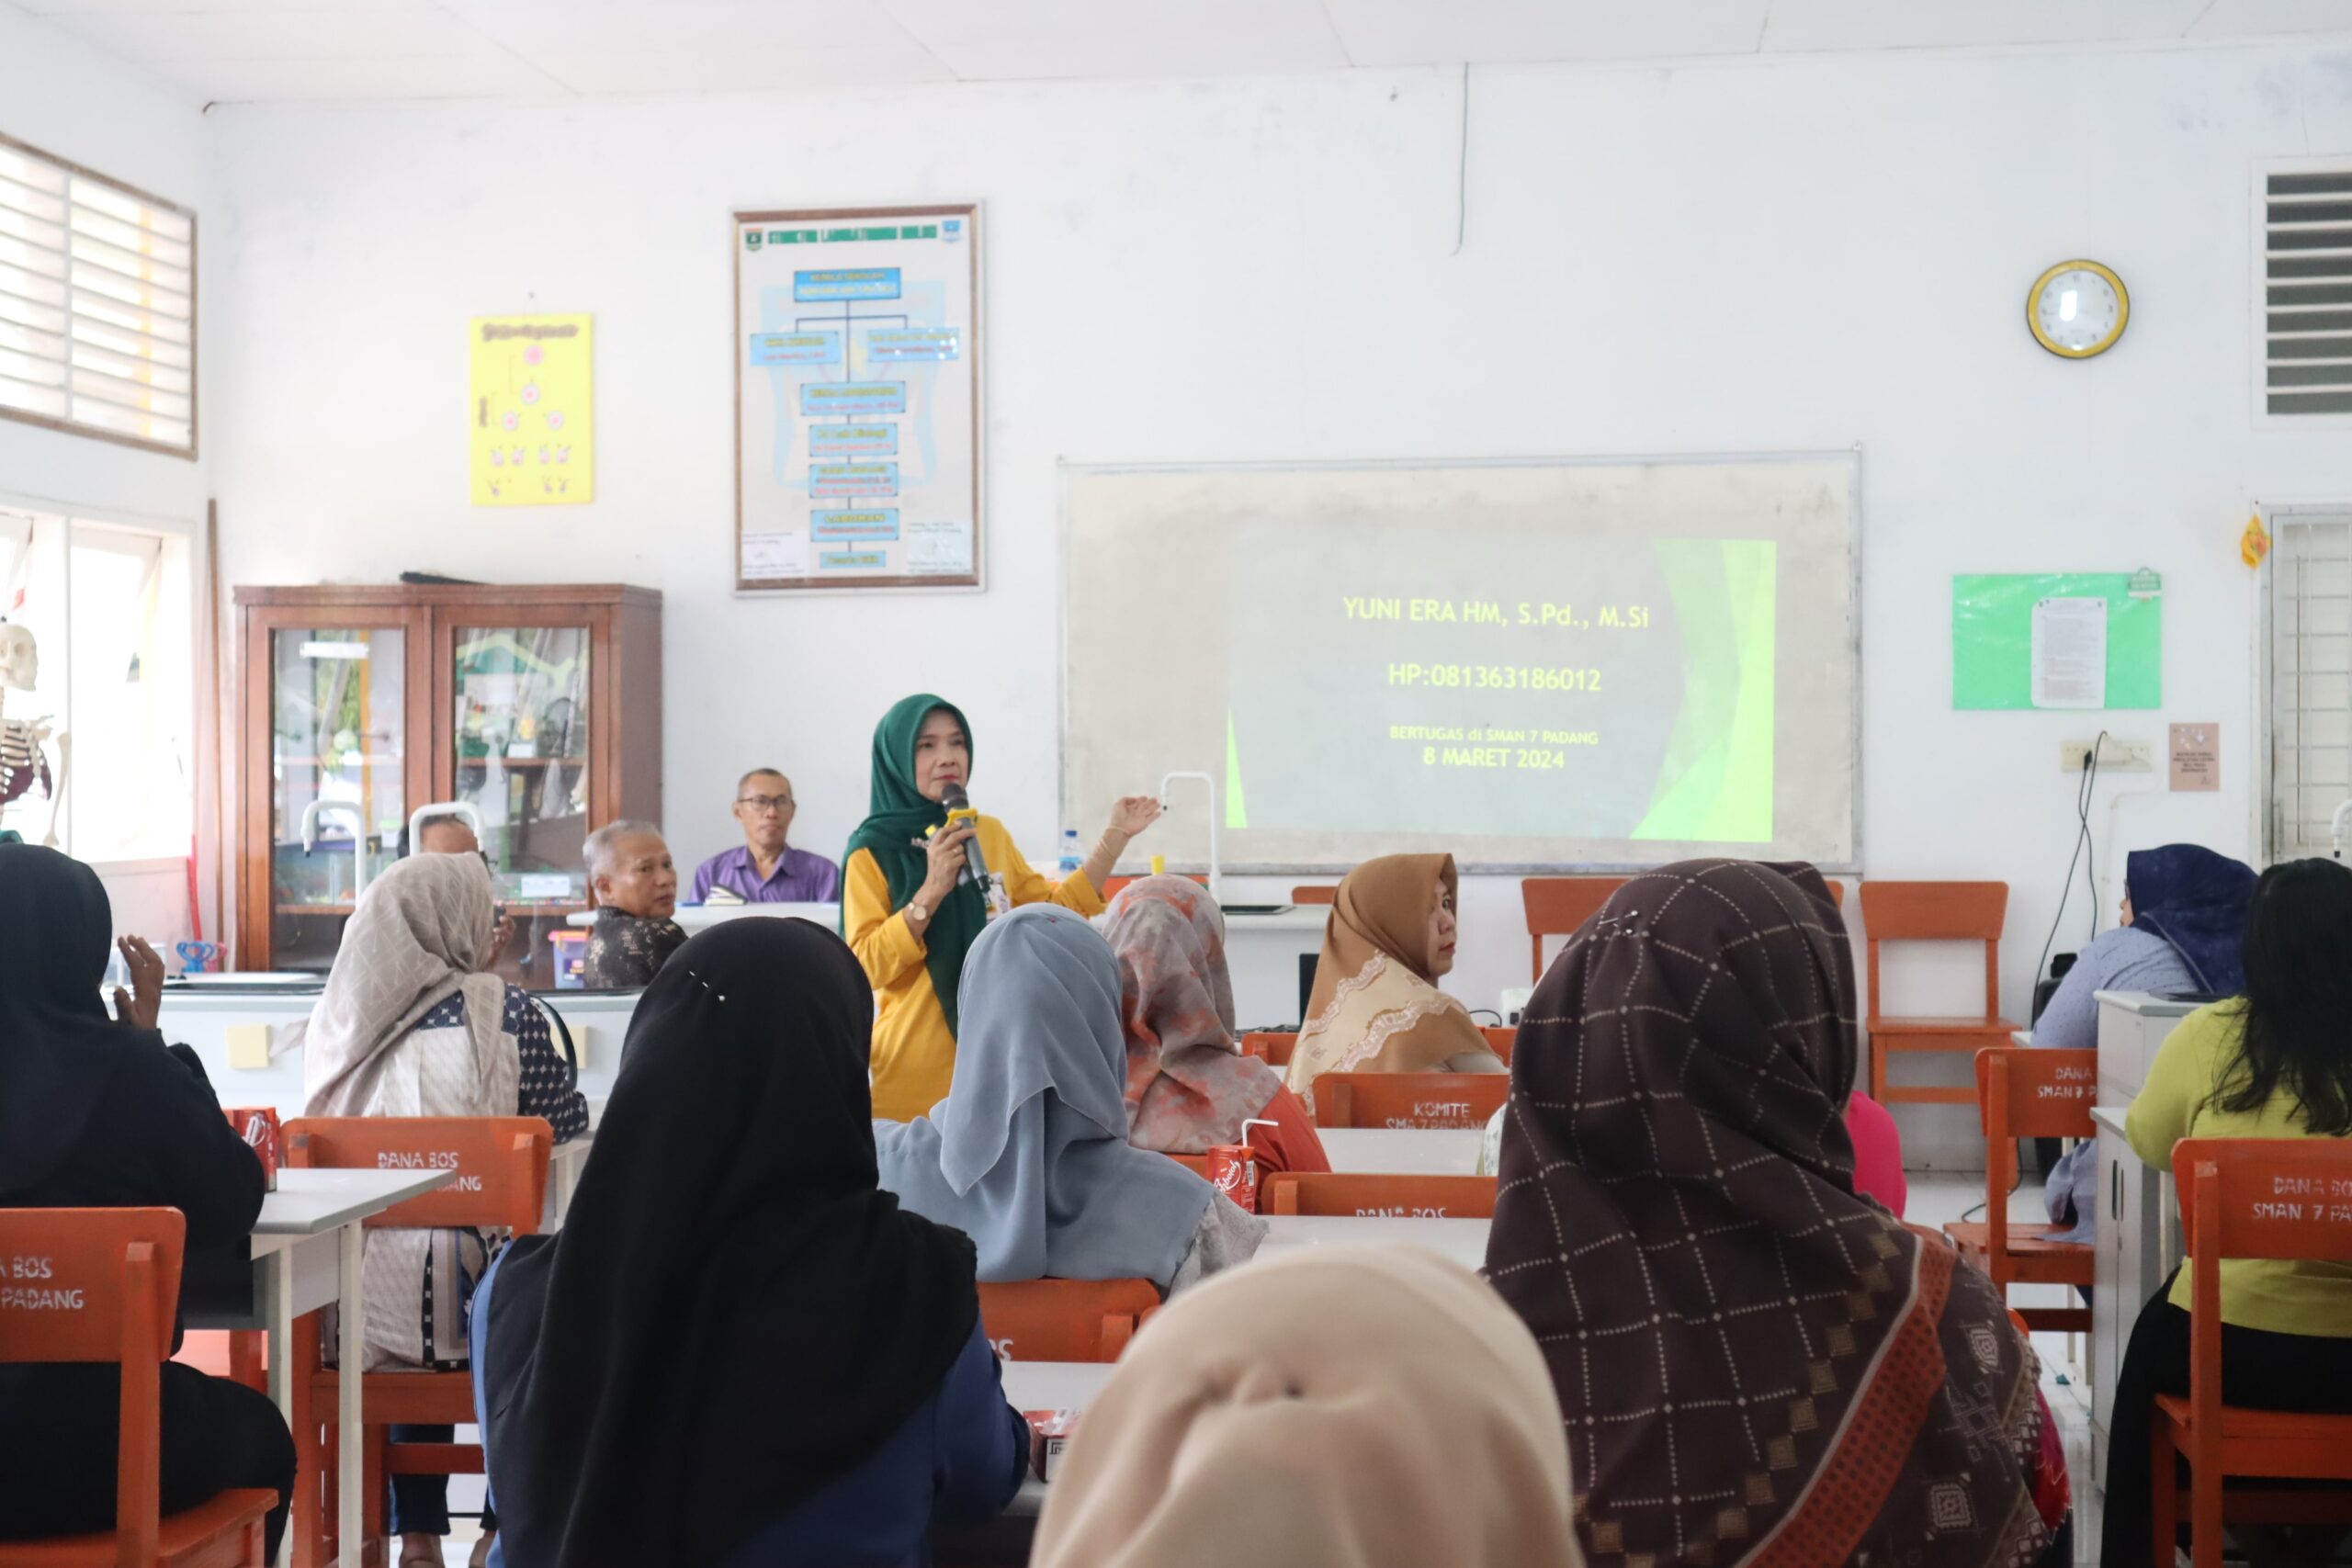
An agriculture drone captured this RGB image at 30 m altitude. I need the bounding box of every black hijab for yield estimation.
[0,844,144,1194]
[480,918,981,1568]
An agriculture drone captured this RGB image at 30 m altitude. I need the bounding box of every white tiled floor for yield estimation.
[416,1172,2100,1567]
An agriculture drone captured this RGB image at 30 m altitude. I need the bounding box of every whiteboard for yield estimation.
[1061,455,1860,873]
[732,205,982,592]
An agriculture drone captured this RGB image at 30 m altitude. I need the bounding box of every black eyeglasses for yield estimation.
[737,794,794,812]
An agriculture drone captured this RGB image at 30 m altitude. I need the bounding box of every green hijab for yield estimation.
[844,694,988,1034]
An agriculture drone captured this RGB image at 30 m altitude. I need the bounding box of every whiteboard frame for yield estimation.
[731,202,985,594]
[1057,448,1865,877]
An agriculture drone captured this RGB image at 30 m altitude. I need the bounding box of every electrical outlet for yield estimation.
[2060,736,2152,773]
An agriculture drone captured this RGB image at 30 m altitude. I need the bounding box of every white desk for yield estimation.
[1317,1127,1482,1176]
[187,1168,452,1568]
[1259,1213,1488,1270]
[547,1134,593,1226]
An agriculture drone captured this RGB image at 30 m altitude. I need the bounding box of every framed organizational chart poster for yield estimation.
[733,203,983,592]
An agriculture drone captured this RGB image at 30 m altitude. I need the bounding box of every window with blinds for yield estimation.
[2269,512,2352,858]
[2265,168,2352,420]
[0,132,195,456]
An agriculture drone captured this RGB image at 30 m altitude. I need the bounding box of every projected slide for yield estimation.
[1225,530,1774,842]
[1061,457,1856,872]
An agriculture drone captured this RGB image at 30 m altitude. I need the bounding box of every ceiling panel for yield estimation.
[50,6,495,61]
[883,0,1349,79]
[451,0,913,55]
[15,0,439,14]
[139,49,565,98]
[532,40,954,94]
[1326,0,1772,66]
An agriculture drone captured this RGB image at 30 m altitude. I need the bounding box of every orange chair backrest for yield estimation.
[1292,886,1339,906]
[1825,880,1847,909]
[978,1278,1161,1363]
[1974,1047,2095,1268]
[1162,1152,1212,1177]
[1316,1073,1510,1130]
[1859,880,2009,1021]
[1479,1026,1515,1063]
[1521,877,1629,981]
[1241,1032,1297,1067]
[1264,1173,1498,1218]
[0,1208,187,1562]
[283,1117,553,1234]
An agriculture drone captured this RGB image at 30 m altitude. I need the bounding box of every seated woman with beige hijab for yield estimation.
[1284,853,1503,1112]
[1032,1246,1582,1568]
[300,852,589,1568]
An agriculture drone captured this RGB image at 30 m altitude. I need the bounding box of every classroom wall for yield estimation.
[197,40,2352,1161]
[0,6,213,949]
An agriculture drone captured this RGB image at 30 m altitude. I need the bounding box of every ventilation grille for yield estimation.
[2271,514,2352,857]
[0,134,195,455]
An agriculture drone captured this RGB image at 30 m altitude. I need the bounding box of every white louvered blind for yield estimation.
[0,133,195,455]
[2265,168,2352,419]
[2270,513,2352,857]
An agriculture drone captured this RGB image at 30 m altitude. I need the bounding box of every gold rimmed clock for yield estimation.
[2028,260,2129,359]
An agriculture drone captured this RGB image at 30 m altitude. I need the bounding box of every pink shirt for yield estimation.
[1843,1091,1907,1218]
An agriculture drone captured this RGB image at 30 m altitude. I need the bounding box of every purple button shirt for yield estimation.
[689,843,842,905]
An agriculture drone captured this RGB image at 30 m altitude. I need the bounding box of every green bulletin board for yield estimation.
[1951,571,2162,709]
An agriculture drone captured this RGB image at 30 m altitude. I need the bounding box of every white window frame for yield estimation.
[0,130,198,459]
[0,484,203,871]
[2252,156,2352,433]
[2259,500,2352,864]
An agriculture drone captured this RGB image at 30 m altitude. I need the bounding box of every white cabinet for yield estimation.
[2088,1102,2183,1493]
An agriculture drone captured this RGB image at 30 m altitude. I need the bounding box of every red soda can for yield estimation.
[224,1107,280,1191]
[1205,1143,1257,1212]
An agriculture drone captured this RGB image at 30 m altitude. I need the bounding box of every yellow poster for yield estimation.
[470,314,592,506]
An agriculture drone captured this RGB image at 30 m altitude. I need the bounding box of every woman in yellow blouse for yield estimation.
[2102,858,2352,1568]
[846,694,1161,1121]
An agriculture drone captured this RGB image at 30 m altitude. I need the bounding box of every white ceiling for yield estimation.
[12,0,2352,104]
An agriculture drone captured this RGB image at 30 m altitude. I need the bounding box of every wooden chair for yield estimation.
[1858,881,2019,1111]
[1240,1032,1297,1068]
[0,1208,277,1568]
[976,1280,1160,1363]
[1264,1173,1498,1218]
[2152,1139,2352,1568]
[1291,886,1338,906]
[1521,877,1628,983]
[1312,1073,1510,1130]
[1941,1048,2095,1332]
[280,1118,551,1568]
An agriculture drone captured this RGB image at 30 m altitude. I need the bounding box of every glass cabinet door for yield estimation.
[269,626,408,971]
[447,624,592,981]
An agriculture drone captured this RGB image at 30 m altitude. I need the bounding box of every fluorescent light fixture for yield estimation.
[300,641,369,660]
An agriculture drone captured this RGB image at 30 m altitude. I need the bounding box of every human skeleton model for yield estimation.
[0,620,67,849]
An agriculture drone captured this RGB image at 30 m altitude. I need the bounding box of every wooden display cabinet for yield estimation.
[234,583,661,987]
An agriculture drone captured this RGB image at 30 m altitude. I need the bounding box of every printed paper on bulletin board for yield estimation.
[733,205,981,592]
[471,315,592,506]
[1951,572,2161,709]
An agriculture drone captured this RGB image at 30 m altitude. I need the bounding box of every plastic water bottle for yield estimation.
[1058,829,1082,879]
[101,942,131,1016]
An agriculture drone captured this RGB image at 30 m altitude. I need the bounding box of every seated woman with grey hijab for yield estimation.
[876,905,1264,1296]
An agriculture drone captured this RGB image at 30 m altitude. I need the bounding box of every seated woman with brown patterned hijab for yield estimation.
[582,821,686,988]
[1485,860,2065,1568]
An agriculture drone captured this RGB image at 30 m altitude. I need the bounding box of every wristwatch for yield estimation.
[908,898,931,924]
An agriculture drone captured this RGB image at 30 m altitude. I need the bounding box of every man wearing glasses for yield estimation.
[687,767,842,904]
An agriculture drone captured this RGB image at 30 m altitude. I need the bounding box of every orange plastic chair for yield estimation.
[1521,877,1628,983]
[2152,1139,2352,1568]
[1161,1153,1212,1177]
[1479,1026,1515,1063]
[1240,1032,1297,1068]
[1264,1173,1498,1218]
[1941,1048,2095,1332]
[1858,881,2020,1111]
[0,1208,277,1568]
[1312,1073,1510,1130]
[281,1117,551,1568]
[1291,886,1338,907]
[977,1279,1160,1363]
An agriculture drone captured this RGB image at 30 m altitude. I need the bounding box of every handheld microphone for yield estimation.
[938,782,996,896]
